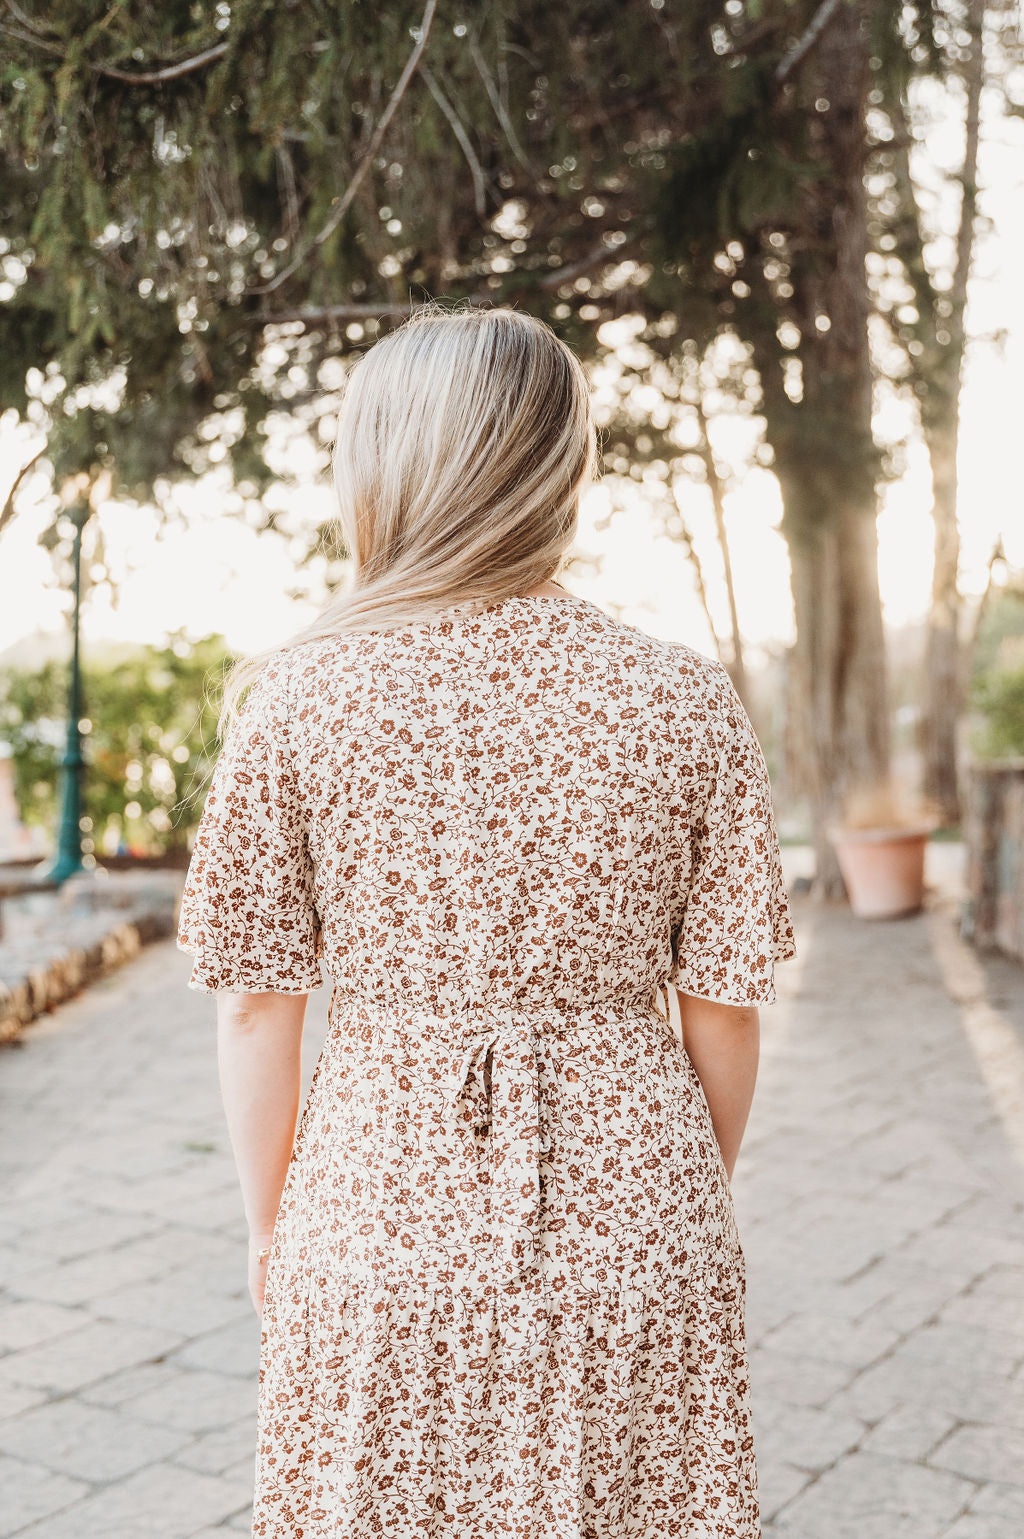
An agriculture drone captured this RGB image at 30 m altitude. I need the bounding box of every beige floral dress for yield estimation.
[177,591,797,1539]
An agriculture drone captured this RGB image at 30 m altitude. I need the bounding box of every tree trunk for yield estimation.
[921,420,964,823]
[744,0,891,897]
[694,393,749,705]
[775,481,890,900]
[918,0,985,827]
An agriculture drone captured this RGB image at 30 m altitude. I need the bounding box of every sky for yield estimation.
[1,79,1022,669]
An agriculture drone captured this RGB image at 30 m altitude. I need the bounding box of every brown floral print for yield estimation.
[177,591,797,1538]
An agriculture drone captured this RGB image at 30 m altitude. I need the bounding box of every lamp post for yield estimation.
[38,497,91,885]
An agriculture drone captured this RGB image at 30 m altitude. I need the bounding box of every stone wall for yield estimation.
[0,870,183,1042]
[961,758,1024,963]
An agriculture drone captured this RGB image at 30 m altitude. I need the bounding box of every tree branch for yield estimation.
[421,66,488,219]
[250,0,438,298]
[950,0,985,346]
[252,234,641,328]
[1,6,231,82]
[0,447,43,539]
[468,34,537,176]
[537,235,639,290]
[254,302,422,326]
[775,0,847,85]
[2,0,55,35]
[89,40,229,85]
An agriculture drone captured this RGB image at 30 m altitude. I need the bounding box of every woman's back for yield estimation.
[180,589,792,1012]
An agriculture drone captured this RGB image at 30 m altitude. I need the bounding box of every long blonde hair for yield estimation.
[218,304,596,738]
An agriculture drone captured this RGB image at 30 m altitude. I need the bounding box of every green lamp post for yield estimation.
[38,497,91,885]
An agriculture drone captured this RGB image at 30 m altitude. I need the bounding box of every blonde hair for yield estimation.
[217,304,596,738]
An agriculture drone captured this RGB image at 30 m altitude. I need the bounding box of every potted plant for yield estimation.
[828,782,941,919]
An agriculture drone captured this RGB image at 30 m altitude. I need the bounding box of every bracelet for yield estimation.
[254,1243,272,1264]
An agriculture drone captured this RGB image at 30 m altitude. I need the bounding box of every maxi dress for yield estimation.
[176,590,797,1539]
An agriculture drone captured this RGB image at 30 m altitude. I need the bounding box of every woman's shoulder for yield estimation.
[587,604,735,710]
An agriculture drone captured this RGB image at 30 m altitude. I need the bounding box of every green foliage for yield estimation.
[0,4,806,497]
[968,582,1024,759]
[969,583,1024,685]
[0,634,232,853]
[971,668,1024,759]
[0,0,975,545]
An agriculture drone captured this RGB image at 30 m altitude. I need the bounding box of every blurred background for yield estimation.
[1,5,1023,1538]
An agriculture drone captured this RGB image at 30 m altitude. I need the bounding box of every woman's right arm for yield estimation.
[216,989,308,1314]
[675,990,760,1182]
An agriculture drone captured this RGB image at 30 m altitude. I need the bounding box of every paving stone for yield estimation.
[0,1244,52,1290]
[940,1286,1024,1339]
[0,1396,192,1482]
[891,1222,1024,1279]
[2,1319,184,1394]
[125,1366,258,1434]
[928,1423,1024,1487]
[10,1461,246,1538]
[941,1481,1024,1537]
[0,1195,88,1238]
[16,1210,162,1265]
[77,1359,177,1408]
[889,1320,1024,1380]
[941,1514,1024,1539]
[217,1451,257,1505]
[89,1273,251,1339]
[172,1415,257,1476]
[751,1395,867,1474]
[7,1244,180,1308]
[748,1345,859,1410]
[759,1308,902,1368]
[168,1316,261,1378]
[0,1451,88,1538]
[968,1265,1024,1300]
[770,1451,976,1538]
[834,1349,1024,1430]
[0,1375,48,1421]
[860,1401,960,1461]
[758,1460,814,1526]
[0,1299,86,1354]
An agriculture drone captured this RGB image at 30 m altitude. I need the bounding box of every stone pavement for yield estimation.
[0,877,1022,1537]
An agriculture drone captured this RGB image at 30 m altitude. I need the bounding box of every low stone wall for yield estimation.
[0,870,183,1043]
[961,758,1024,963]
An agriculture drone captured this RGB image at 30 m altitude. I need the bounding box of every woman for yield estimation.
[177,305,797,1539]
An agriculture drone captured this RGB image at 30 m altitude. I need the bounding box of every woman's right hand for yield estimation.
[248,1233,274,1317]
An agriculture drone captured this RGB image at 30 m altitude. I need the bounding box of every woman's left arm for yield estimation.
[215,990,309,1315]
[676,993,760,1182]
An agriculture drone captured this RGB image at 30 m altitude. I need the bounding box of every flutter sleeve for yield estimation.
[667,661,796,1006]
[176,654,323,996]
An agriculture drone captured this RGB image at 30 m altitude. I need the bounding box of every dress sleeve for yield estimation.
[176,655,324,996]
[667,662,797,1006]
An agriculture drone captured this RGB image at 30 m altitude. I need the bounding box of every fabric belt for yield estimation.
[331,985,673,1284]
[444,1020,546,1281]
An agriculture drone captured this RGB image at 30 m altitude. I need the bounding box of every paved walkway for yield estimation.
[1,877,1022,1537]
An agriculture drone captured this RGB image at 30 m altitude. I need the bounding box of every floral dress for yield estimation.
[176,590,797,1539]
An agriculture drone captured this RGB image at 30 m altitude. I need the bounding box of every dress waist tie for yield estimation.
[446,1023,545,1283]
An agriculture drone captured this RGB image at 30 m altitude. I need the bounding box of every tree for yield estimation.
[873,0,1022,825]
[1,0,988,895]
[647,1,900,891]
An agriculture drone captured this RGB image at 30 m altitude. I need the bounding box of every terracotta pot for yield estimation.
[828,825,932,919]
